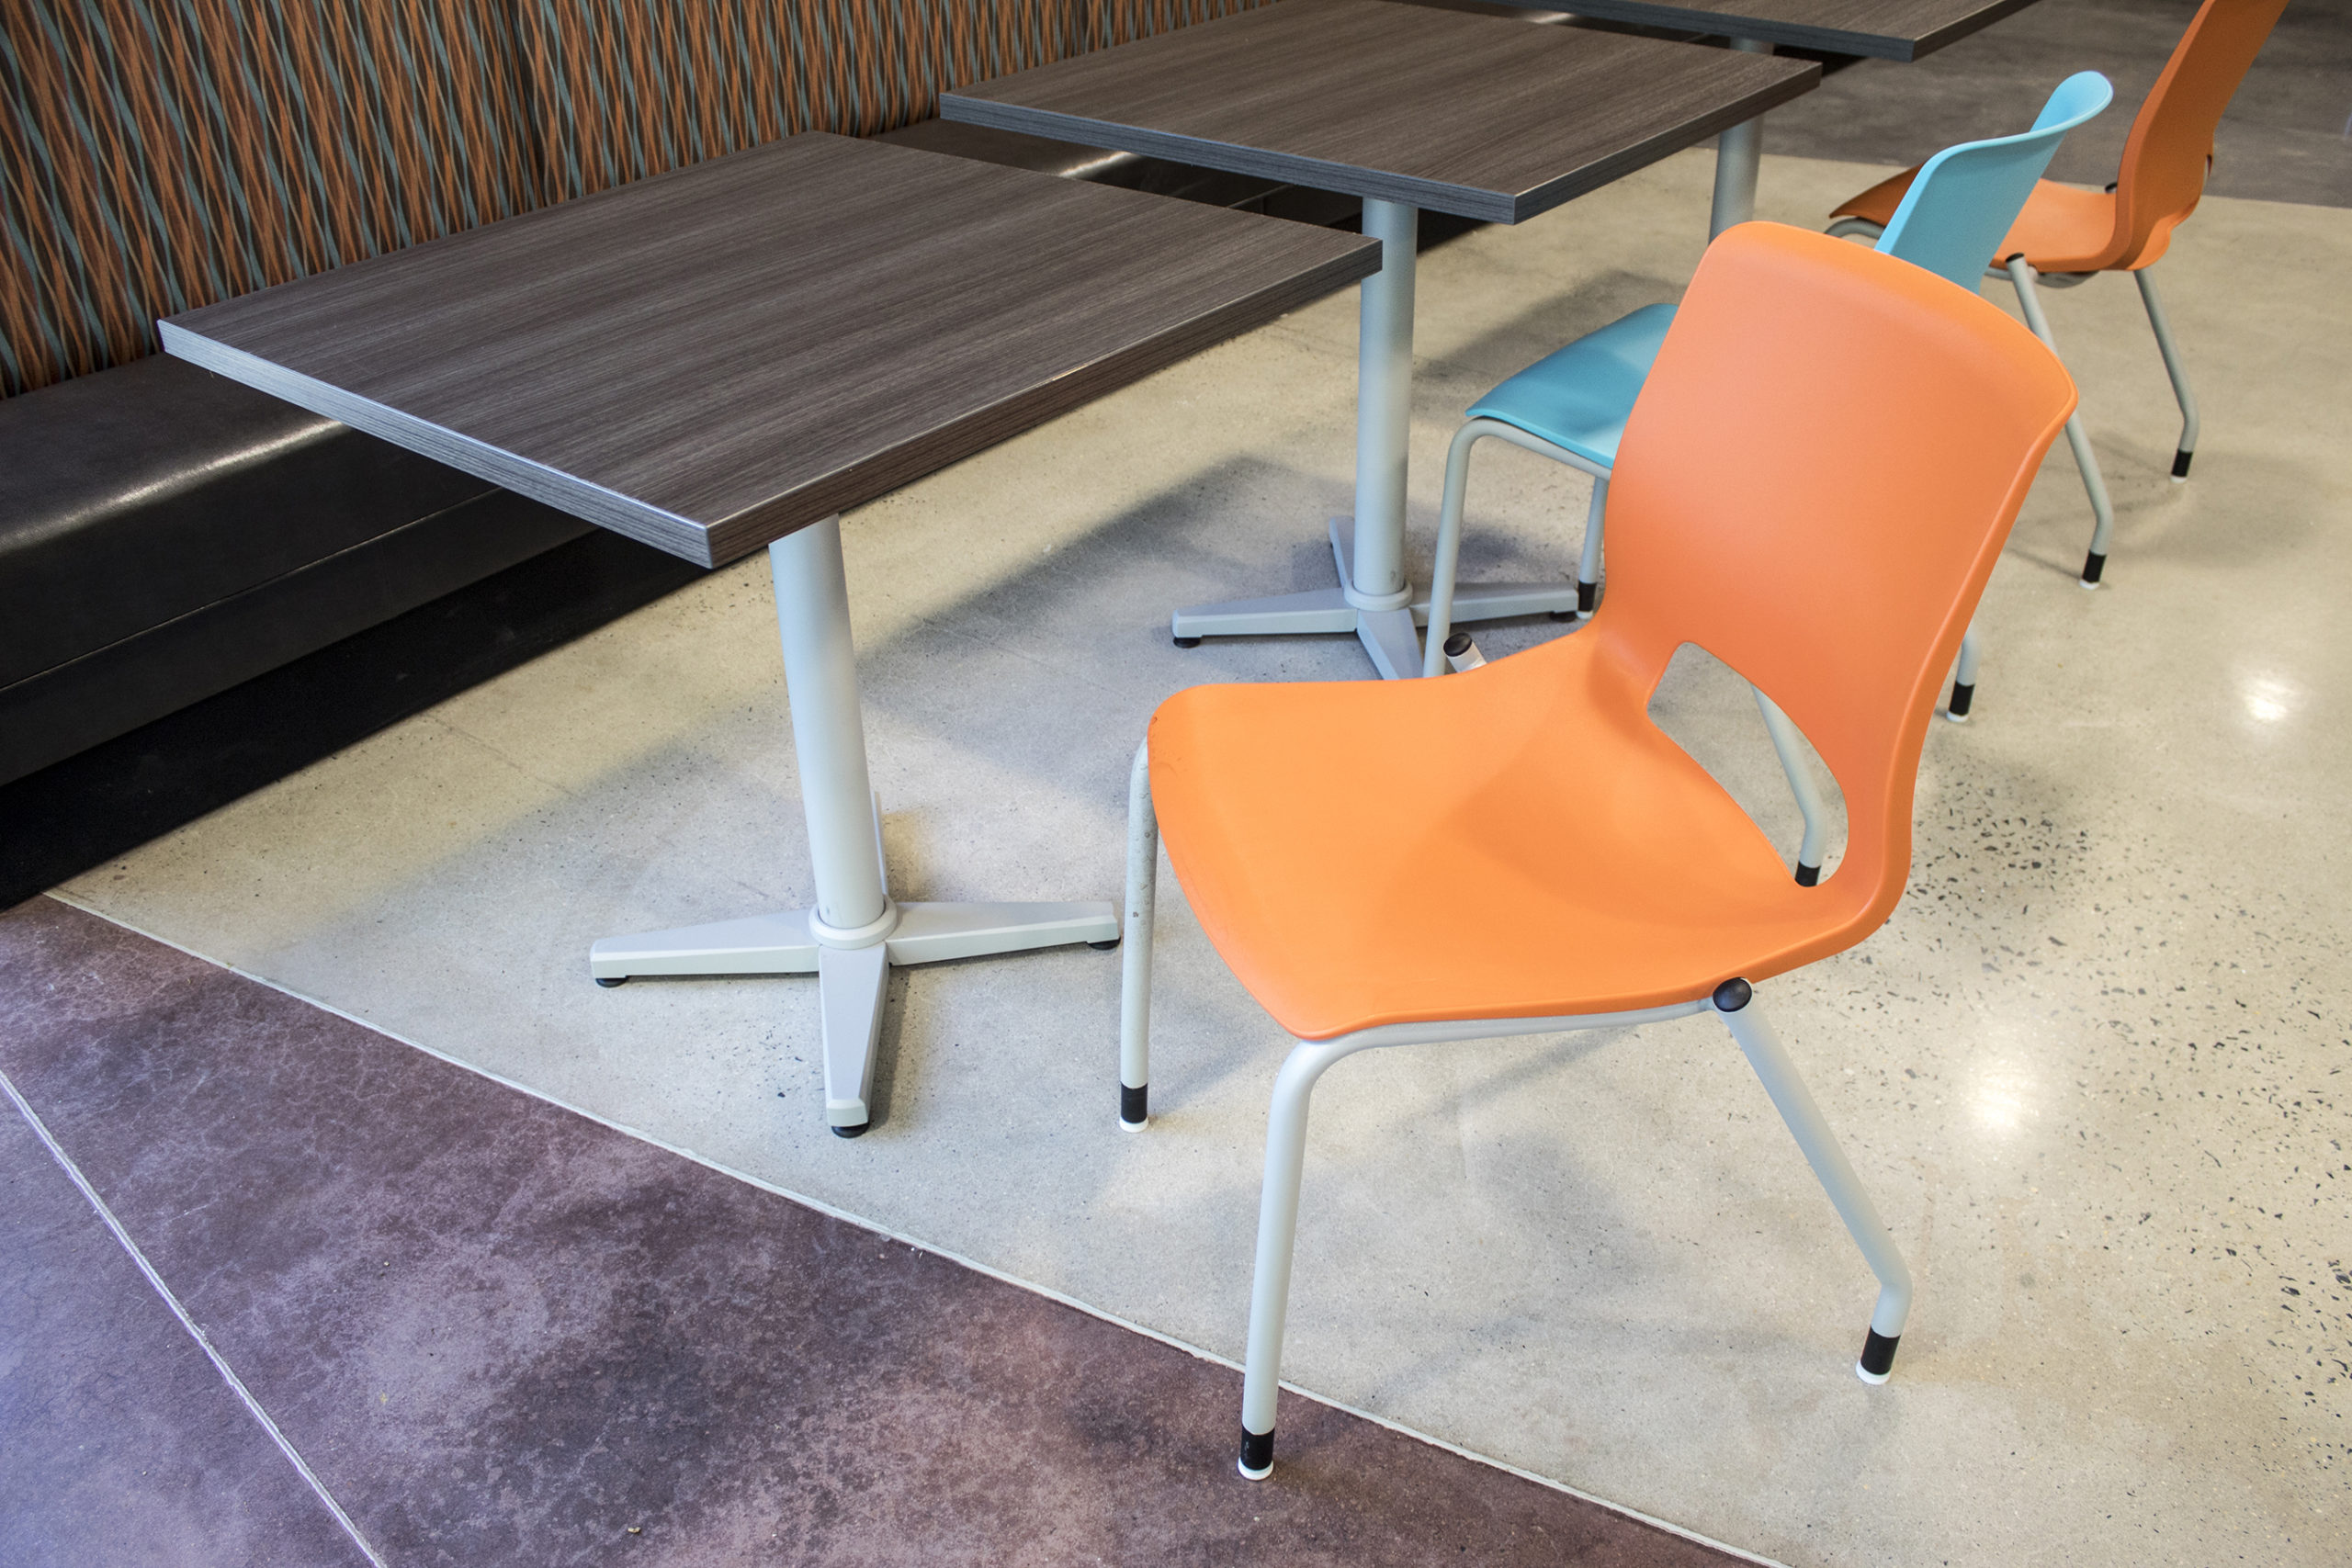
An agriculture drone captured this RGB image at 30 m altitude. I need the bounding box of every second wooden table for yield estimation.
[944,0,1816,677]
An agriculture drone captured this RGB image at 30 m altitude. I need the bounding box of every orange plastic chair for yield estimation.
[1114,224,2075,1481]
[1829,0,2289,585]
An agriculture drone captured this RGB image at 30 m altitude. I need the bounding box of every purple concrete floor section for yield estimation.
[0,1078,369,1567]
[0,896,1750,1567]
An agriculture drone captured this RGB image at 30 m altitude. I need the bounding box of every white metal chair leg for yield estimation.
[2133,264,2199,480]
[1945,618,1984,722]
[1238,1035,1371,1479]
[1423,419,1611,677]
[1577,475,1607,615]
[1753,688,1828,883]
[2007,259,2118,586]
[1119,739,1157,1130]
[1712,981,1914,1382]
[1422,422,1482,677]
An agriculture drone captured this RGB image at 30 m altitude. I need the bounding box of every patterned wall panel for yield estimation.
[3,1,541,397]
[517,0,1248,199]
[1,0,1254,399]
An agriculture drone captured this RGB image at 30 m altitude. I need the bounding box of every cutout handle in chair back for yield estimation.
[1877,71,2112,288]
[1601,224,2075,923]
[2112,0,2290,266]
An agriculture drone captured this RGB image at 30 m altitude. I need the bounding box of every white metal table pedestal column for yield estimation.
[1168,199,1580,681]
[1709,38,1775,238]
[588,516,1118,1136]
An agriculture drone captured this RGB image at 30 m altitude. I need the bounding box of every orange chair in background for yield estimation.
[1114,224,2077,1480]
[1830,0,2290,586]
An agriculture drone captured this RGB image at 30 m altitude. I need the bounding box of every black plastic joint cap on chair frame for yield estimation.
[1712,977,1753,1013]
[1947,680,1975,719]
[2079,550,2106,585]
[1860,1328,1901,1379]
[2172,449,2194,479]
[1238,1427,1275,1478]
[1121,1083,1148,1127]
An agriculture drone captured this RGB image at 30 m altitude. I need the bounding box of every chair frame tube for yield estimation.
[2133,263,2199,479]
[1424,419,1611,678]
[1119,739,1159,1129]
[1230,986,1910,1479]
[2004,258,2119,585]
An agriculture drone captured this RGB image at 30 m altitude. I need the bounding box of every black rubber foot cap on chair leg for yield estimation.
[1856,1329,1900,1383]
[2080,550,2106,587]
[2172,449,2194,479]
[1946,681,1973,722]
[1794,863,1820,887]
[1120,1083,1148,1129]
[1172,637,1203,649]
[1577,581,1598,614]
[831,1122,871,1140]
[594,976,627,987]
[1238,1427,1275,1480]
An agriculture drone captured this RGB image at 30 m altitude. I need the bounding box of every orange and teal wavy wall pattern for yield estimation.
[2,0,1252,398]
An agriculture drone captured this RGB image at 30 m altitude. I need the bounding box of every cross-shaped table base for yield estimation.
[586,518,1118,1134]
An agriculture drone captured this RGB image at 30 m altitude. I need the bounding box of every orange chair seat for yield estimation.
[1833,172,2170,276]
[1149,632,1855,1042]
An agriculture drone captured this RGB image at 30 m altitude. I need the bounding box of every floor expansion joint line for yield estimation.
[0,1063,392,1568]
[40,892,1783,1568]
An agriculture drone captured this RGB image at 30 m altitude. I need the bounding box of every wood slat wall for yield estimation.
[2,0,1251,398]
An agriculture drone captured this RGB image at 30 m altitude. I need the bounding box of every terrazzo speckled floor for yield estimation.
[30,144,2352,1565]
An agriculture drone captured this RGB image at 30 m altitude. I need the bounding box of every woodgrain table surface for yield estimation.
[161,132,1381,569]
[940,0,1819,225]
[1511,0,2044,62]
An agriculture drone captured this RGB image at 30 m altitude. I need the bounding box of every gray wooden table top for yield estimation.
[939,0,1818,224]
[160,133,1380,569]
[1501,0,2044,62]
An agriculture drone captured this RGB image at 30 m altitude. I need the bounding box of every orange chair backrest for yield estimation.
[1599,223,2075,934]
[2110,0,2289,266]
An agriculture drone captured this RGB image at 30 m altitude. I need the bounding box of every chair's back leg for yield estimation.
[2006,259,2119,586]
[1752,688,1829,883]
[1120,739,1159,1130]
[1713,981,1915,1383]
[1947,618,1984,723]
[1239,1035,1367,1479]
[2132,265,2200,479]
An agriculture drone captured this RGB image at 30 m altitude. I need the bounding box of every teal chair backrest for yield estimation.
[1877,72,2114,290]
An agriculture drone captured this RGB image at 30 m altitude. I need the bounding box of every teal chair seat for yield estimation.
[1464,302,1678,471]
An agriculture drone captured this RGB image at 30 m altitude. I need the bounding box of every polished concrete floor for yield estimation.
[40,140,2350,1565]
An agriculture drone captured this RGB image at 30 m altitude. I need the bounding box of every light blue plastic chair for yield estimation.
[1425,72,2113,725]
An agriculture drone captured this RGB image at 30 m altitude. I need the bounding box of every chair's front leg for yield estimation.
[1421,422,1487,676]
[1239,1035,1366,1478]
[2006,258,2118,587]
[2132,265,2199,480]
[1712,981,1914,1383]
[1119,739,1158,1130]
[1576,475,1608,615]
